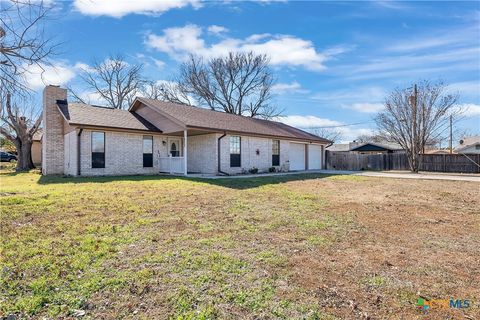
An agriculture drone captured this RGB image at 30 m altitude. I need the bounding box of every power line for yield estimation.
[304,120,374,129]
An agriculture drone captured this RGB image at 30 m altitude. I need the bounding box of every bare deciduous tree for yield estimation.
[71,55,146,109]
[375,80,460,172]
[0,0,57,171]
[1,0,58,93]
[355,133,393,144]
[311,128,342,143]
[1,93,42,170]
[143,81,194,105]
[161,52,281,119]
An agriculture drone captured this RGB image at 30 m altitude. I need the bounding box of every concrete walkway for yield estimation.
[188,170,480,182]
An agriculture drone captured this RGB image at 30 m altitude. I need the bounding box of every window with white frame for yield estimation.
[230,136,241,167]
[91,132,105,168]
[143,136,153,167]
[272,140,280,166]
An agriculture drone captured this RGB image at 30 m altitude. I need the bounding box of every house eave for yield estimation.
[185,125,331,144]
[68,123,164,135]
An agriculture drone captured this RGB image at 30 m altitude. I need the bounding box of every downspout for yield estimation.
[77,128,83,176]
[217,132,229,176]
[325,140,334,149]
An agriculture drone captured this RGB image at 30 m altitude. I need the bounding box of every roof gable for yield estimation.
[351,143,391,152]
[350,142,403,152]
[58,102,161,133]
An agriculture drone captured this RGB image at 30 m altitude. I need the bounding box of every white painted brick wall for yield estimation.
[64,131,78,176]
[219,134,291,174]
[55,125,325,176]
[79,130,167,176]
[187,133,218,174]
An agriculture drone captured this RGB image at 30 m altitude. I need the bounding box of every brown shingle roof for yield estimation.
[58,102,161,132]
[136,98,330,143]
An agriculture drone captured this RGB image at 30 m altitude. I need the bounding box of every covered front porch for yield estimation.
[157,130,187,175]
[157,129,219,176]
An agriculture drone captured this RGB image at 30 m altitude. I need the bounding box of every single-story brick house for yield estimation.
[42,85,330,176]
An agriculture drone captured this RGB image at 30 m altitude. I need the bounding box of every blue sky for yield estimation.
[28,0,480,142]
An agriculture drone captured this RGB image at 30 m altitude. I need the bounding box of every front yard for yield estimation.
[1,169,479,319]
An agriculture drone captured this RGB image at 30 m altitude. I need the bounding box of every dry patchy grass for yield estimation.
[1,170,479,319]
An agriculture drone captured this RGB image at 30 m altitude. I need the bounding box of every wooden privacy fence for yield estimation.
[325,151,480,173]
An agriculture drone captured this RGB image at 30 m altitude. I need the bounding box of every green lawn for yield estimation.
[1,169,479,319]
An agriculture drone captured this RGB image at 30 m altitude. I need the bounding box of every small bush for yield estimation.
[248,167,258,174]
[268,167,276,173]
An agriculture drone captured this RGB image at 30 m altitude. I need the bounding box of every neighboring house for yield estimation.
[327,142,404,154]
[325,143,350,152]
[454,136,480,154]
[424,149,451,155]
[42,85,330,176]
[32,129,42,166]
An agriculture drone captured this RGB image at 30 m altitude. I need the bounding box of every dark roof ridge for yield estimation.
[138,97,292,125]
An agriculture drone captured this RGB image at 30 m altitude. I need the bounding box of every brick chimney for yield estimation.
[42,85,67,175]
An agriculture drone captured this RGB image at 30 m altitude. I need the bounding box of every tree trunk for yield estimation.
[406,152,419,173]
[15,139,35,171]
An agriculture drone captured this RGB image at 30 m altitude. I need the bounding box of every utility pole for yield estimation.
[411,84,417,171]
[449,114,453,154]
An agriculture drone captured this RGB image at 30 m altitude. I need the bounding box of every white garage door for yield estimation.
[308,144,322,170]
[289,143,306,171]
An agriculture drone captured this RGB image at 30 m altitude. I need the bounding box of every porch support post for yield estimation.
[183,129,188,176]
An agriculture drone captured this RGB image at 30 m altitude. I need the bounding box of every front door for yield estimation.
[169,139,181,157]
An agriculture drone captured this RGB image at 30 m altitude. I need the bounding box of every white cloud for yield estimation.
[334,23,480,83]
[311,86,387,103]
[347,47,479,77]
[276,114,374,142]
[387,25,477,52]
[73,62,95,73]
[460,103,480,117]
[373,0,410,10]
[256,0,288,3]
[75,90,105,106]
[449,81,480,100]
[272,81,309,94]
[145,24,347,71]
[152,58,166,69]
[24,62,77,90]
[135,54,166,69]
[336,127,375,143]
[73,0,201,18]
[207,25,228,35]
[342,102,384,113]
[276,115,341,128]
[146,24,205,59]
